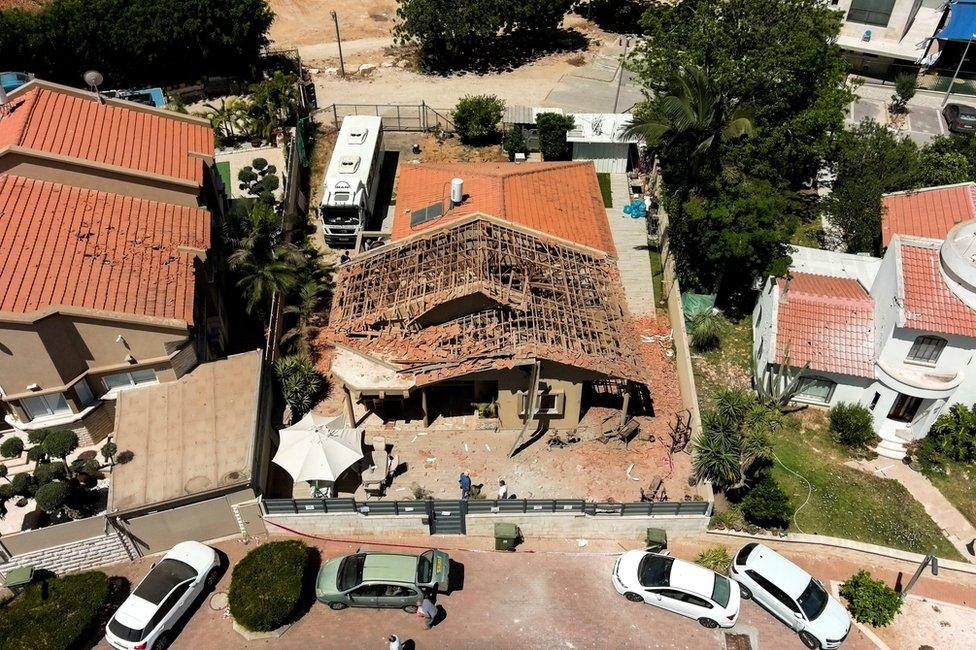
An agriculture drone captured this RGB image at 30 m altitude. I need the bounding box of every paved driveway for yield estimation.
[848,97,947,145]
[95,536,874,650]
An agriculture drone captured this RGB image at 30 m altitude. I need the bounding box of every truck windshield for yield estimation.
[322,205,360,226]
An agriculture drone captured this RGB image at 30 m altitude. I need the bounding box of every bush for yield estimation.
[709,505,747,531]
[0,437,24,459]
[839,570,902,627]
[0,570,110,650]
[452,95,505,145]
[27,430,51,446]
[503,127,529,160]
[830,403,876,449]
[688,310,726,351]
[42,429,79,461]
[694,547,732,573]
[536,112,575,160]
[33,462,67,486]
[34,481,69,514]
[229,540,308,632]
[274,354,323,418]
[740,475,792,529]
[10,472,34,497]
[919,403,976,466]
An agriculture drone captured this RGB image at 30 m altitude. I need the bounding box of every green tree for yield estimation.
[740,474,792,528]
[890,73,918,114]
[536,112,576,161]
[631,0,853,188]
[692,389,778,490]
[274,354,324,418]
[245,72,299,141]
[917,147,971,187]
[204,97,248,146]
[839,570,902,627]
[503,127,529,160]
[42,429,79,467]
[826,120,919,254]
[228,202,303,315]
[100,441,118,467]
[35,480,70,515]
[452,95,505,145]
[0,436,24,459]
[282,281,327,356]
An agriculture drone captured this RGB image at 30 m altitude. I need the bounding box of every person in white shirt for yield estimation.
[497,479,508,500]
[386,634,402,650]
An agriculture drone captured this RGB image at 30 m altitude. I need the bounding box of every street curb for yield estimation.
[706,530,976,576]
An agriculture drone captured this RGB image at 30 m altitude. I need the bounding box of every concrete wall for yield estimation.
[0,516,136,576]
[0,152,203,208]
[571,143,629,173]
[263,512,709,540]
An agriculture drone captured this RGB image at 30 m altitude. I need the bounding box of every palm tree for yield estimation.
[228,202,302,314]
[282,281,325,355]
[625,64,754,176]
[203,97,246,143]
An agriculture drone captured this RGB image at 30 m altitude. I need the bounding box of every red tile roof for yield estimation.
[391,162,617,255]
[775,273,875,378]
[0,174,209,324]
[0,85,213,185]
[900,241,976,337]
[881,183,976,247]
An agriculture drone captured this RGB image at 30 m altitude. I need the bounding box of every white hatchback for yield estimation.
[612,550,740,628]
[729,543,851,649]
[105,541,221,650]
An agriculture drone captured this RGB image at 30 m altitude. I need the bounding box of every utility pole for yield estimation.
[612,36,633,113]
[331,10,346,78]
[942,33,976,107]
[901,545,939,600]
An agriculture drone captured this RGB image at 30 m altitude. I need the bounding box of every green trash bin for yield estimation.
[645,527,668,552]
[494,522,520,551]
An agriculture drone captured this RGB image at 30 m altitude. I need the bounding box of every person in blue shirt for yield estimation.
[458,471,471,499]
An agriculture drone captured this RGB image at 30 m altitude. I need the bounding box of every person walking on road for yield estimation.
[459,470,471,499]
[385,634,402,650]
[416,596,438,629]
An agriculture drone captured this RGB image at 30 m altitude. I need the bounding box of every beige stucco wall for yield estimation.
[493,362,588,430]
[0,313,190,409]
[0,152,202,208]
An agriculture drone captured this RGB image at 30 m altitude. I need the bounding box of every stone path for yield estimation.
[850,458,976,562]
[606,173,655,316]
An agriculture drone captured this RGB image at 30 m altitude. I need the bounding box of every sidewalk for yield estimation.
[606,173,655,316]
[849,458,976,562]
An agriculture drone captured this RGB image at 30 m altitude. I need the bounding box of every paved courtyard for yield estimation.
[93,535,889,650]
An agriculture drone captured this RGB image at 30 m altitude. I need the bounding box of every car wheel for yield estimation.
[624,592,644,603]
[799,631,821,649]
[328,601,348,611]
[153,632,172,650]
[698,618,719,629]
[204,567,221,589]
[403,604,418,613]
[738,584,752,600]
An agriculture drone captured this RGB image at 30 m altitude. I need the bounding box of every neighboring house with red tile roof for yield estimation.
[392,162,617,255]
[881,182,976,247]
[754,222,976,460]
[0,80,225,443]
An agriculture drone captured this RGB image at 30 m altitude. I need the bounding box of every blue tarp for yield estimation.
[937,1,976,42]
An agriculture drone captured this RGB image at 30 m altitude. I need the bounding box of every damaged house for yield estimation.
[323,162,647,431]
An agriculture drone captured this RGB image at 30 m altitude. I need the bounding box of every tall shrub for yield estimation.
[536,112,575,160]
[839,570,902,627]
[452,95,505,145]
[739,475,791,529]
[274,354,324,418]
[228,540,308,632]
[829,403,876,449]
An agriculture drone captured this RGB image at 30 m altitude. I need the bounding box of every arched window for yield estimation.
[906,336,947,365]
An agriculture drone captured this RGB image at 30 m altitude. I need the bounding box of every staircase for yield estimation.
[875,427,911,460]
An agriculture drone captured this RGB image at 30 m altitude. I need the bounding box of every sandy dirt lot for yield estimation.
[269,0,396,46]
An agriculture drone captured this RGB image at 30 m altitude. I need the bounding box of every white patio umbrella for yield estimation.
[272,413,364,484]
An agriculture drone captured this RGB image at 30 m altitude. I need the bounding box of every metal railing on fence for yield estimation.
[262,498,711,517]
[323,102,454,133]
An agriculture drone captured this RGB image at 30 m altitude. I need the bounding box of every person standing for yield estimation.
[458,470,471,499]
[497,479,508,500]
[416,596,438,629]
[385,634,402,650]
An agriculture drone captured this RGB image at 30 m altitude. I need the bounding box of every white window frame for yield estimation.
[518,383,566,417]
[794,377,836,405]
[21,392,71,420]
[102,368,158,394]
[906,335,947,366]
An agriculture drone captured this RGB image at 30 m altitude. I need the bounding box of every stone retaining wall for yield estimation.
[0,528,135,577]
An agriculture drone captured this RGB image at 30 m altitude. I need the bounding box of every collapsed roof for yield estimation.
[324,214,646,387]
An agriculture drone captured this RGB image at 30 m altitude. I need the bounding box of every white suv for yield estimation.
[105,541,221,650]
[612,550,740,628]
[729,543,851,649]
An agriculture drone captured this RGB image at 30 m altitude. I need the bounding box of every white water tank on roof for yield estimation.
[451,178,464,205]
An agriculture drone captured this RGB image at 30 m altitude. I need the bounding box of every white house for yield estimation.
[565,113,637,173]
[830,0,946,76]
[754,183,976,459]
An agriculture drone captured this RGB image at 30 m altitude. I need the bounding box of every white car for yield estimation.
[612,549,740,628]
[105,541,221,650]
[729,543,851,649]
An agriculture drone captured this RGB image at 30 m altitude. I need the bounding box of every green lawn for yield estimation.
[648,249,665,309]
[691,316,753,405]
[769,411,963,560]
[923,460,976,529]
[597,172,613,208]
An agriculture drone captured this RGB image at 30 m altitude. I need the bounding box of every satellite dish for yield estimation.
[83,70,104,90]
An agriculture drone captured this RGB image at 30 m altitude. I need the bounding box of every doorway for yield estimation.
[887,393,922,423]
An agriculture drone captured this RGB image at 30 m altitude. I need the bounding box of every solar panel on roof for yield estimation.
[410,202,444,227]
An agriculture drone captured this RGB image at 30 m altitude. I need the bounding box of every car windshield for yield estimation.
[797,579,829,620]
[322,205,360,225]
[107,618,146,643]
[338,555,366,591]
[417,551,432,584]
[637,555,673,588]
[132,559,196,604]
[962,113,976,122]
[712,574,731,607]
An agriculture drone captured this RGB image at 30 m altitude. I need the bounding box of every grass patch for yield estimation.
[648,249,664,308]
[771,411,963,560]
[922,460,976,529]
[691,316,753,405]
[0,571,110,650]
[597,172,613,207]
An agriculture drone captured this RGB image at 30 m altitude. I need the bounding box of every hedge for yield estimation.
[0,571,110,650]
[839,570,902,627]
[228,540,308,632]
[536,112,575,161]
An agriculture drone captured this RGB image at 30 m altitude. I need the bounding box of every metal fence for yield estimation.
[262,498,711,517]
[323,103,455,133]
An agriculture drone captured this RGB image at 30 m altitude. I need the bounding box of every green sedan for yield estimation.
[316,549,451,611]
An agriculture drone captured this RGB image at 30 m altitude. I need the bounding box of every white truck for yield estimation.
[320,115,384,247]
